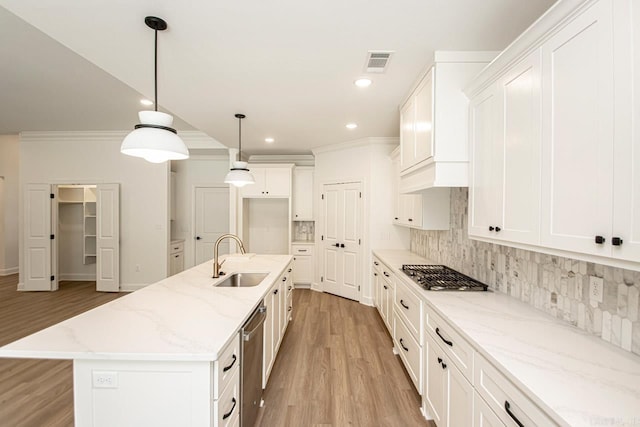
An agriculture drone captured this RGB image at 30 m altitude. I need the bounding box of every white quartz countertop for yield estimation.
[0,254,292,362]
[374,250,640,427]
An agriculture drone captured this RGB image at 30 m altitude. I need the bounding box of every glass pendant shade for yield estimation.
[121,111,189,163]
[224,161,255,187]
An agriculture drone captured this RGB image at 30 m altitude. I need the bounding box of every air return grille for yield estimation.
[365,51,393,73]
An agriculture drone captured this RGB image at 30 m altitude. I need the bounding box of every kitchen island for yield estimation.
[374,250,640,427]
[0,254,293,427]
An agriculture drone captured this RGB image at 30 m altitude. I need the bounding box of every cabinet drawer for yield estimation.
[426,308,474,382]
[474,391,506,427]
[394,277,422,343]
[214,368,240,427]
[380,266,395,288]
[286,291,293,320]
[213,334,240,400]
[292,245,314,256]
[170,241,184,255]
[394,313,422,393]
[474,354,557,427]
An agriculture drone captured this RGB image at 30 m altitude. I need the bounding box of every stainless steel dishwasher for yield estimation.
[241,302,267,427]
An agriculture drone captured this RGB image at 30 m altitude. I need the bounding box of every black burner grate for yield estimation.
[401,264,487,291]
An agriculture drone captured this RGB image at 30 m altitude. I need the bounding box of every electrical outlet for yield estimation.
[92,371,118,389]
[589,277,604,303]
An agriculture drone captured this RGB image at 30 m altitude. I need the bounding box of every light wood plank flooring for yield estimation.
[0,274,124,426]
[256,289,432,427]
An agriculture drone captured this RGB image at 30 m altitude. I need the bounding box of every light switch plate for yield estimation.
[589,277,604,304]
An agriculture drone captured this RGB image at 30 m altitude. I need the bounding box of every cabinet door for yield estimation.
[391,153,401,223]
[293,168,313,219]
[400,97,416,171]
[279,279,287,339]
[372,269,380,309]
[265,168,291,197]
[414,68,434,163]
[498,49,542,245]
[469,83,501,238]
[613,0,640,262]
[540,0,614,256]
[447,360,474,427]
[424,331,446,425]
[240,168,266,198]
[293,255,312,284]
[474,392,506,427]
[263,289,274,388]
[169,252,183,276]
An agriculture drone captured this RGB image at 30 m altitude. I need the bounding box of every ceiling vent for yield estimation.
[365,51,394,73]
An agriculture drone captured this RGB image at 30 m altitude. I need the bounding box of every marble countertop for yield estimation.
[0,254,292,362]
[374,249,640,427]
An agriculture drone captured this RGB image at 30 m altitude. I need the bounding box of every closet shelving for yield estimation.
[83,186,97,263]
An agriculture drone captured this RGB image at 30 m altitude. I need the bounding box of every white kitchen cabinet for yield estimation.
[469,49,542,245]
[474,392,506,427]
[240,166,292,198]
[292,243,314,285]
[540,0,615,257]
[401,71,433,170]
[380,268,394,333]
[169,240,185,276]
[399,51,497,193]
[170,171,176,221]
[292,167,314,220]
[423,325,474,427]
[390,147,450,230]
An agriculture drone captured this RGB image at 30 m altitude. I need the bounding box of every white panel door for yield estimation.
[51,185,59,291]
[23,184,53,291]
[414,69,434,163]
[469,84,501,238]
[264,168,291,197]
[194,187,229,265]
[292,168,313,220]
[447,361,474,427]
[96,184,119,292]
[424,331,445,425]
[322,182,361,301]
[400,97,415,171]
[541,0,614,256]
[498,49,542,245]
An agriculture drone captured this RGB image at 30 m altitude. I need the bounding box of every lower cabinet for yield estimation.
[263,261,294,389]
[169,240,185,276]
[292,244,314,285]
[474,391,506,427]
[423,328,474,427]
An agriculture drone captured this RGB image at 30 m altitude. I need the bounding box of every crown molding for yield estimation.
[311,137,398,155]
[248,154,315,166]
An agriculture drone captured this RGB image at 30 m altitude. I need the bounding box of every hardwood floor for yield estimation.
[256,289,432,427]
[0,274,125,427]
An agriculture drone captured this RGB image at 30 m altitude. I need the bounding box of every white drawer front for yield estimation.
[426,308,474,382]
[474,391,506,427]
[394,313,422,393]
[214,368,240,427]
[292,245,314,256]
[394,277,422,343]
[213,334,240,400]
[474,354,558,427]
[170,241,184,255]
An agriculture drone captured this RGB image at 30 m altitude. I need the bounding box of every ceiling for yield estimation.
[0,0,556,155]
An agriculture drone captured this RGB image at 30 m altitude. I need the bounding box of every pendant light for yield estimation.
[121,16,189,163]
[224,114,255,187]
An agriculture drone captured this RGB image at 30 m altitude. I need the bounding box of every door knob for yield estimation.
[196,236,201,240]
[595,235,605,244]
[612,237,623,246]
[340,243,345,248]
[334,243,340,247]
[489,226,494,231]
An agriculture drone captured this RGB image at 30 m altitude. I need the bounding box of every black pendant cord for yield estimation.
[154,29,158,112]
[238,117,242,159]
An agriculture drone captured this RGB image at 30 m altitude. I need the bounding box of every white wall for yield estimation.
[171,156,230,269]
[0,135,20,275]
[19,132,170,289]
[313,137,409,305]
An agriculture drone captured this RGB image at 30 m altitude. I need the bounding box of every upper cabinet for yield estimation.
[466,0,640,270]
[399,51,497,193]
[240,166,292,198]
[292,167,314,220]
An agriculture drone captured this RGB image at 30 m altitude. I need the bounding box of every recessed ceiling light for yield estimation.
[265,138,275,143]
[346,123,358,129]
[140,99,154,106]
[354,78,372,88]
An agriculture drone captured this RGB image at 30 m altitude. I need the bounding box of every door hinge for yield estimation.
[359,192,362,198]
[321,235,324,241]
[50,275,55,281]
[358,285,361,291]
[321,276,324,282]
[358,238,361,245]
[321,194,324,200]
[50,234,54,240]
[50,193,54,199]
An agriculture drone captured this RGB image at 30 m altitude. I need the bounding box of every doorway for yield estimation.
[194,186,229,265]
[23,183,120,292]
[321,181,362,301]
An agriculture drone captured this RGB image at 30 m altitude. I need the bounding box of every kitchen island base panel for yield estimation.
[74,359,213,427]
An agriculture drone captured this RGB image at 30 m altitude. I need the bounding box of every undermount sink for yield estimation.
[215,272,268,288]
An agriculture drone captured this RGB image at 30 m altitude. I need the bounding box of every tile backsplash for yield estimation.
[410,188,640,357]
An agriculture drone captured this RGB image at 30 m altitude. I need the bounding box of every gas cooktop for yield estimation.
[401,265,488,291]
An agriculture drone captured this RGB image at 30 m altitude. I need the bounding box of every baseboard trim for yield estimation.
[293,283,311,289]
[310,282,323,292]
[17,282,24,291]
[360,296,374,307]
[0,266,18,276]
[119,283,148,292]
[59,274,95,281]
